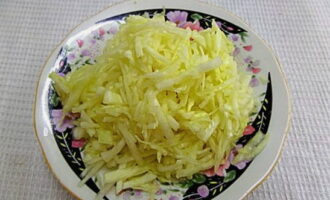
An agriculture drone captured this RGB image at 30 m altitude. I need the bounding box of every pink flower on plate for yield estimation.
[202,168,215,177]
[166,11,188,25]
[134,190,143,197]
[243,125,255,135]
[51,109,74,132]
[234,160,249,170]
[72,139,86,148]
[217,22,234,31]
[197,185,209,197]
[230,34,239,41]
[90,39,97,45]
[182,21,203,31]
[243,45,253,51]
[98,28,106,36]
[216,21,222,28]
[250,77,259,87]
[169,195,180,200]
[67,53,76,61]
[215,165,228,177]
[108,25,119,34]
[230,144,251,170]
[203,159,231,177]
[76,39,84,48]
[244,56,252,63]
[51,110,80,132]
[59,59,65,68]
[245,57,261,74]
[227,26,234,31]
[81,49,91,57]
[203,150,236,177]
[252,67,261,74]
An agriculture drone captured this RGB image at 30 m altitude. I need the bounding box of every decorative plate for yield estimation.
[34,0,291,199]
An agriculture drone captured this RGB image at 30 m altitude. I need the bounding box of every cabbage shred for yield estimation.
[50,15,255,197]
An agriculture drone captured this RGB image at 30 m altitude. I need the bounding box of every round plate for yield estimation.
[34,0,291,199]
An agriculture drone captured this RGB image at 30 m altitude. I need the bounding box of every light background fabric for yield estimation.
[0,0,329,199]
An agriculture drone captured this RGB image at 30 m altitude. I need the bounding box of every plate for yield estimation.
[34,0,291,199]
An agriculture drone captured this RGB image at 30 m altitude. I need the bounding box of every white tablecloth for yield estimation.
[0,0,329,199]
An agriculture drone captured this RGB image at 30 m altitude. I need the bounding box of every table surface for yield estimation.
[0,0,329,199]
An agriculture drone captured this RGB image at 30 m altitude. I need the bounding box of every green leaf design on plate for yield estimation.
[85,58,92,65]
[72,160,79,164]
[239,32,248,43]
[219,185,224,192]
[178,179,194,188]
[249,112,257,117]
[50,94,59,106]
[224,170,236,183]
[67,46,75,52]
[263,105,267,111]
[168,189,180,192]
[191,13,203,21]
[63,45,69,52]
[74,59,82,65]
[192,173,206,184]
[56,135,63,140]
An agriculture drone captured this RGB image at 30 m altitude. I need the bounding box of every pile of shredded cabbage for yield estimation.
[50,14,256,198]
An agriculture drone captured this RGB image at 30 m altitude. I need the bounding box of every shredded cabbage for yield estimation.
[50,14,256,198]
[232,131,270,164]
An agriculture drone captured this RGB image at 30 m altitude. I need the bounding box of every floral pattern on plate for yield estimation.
[48,9,272,200]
